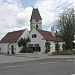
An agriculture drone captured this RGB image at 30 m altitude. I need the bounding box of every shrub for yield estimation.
[52,51,57,55]
[45,41,51,53]
[26,48,33,53]
[73,50,75,54]
[19,47,27,53]
[52,50,74,55]
[19,47,33,53]
[59,50,73,55]
[55,43,60,55]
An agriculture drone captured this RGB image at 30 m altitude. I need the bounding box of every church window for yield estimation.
[35,20,39,22]
[29,44,33,47]
[36,25,38,28]
[32,34,37,38]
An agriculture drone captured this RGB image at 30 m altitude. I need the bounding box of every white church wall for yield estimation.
[15,44,22,54]
[28,28,57,53]
[0,29,29,54]
[59,42,64,50]
[18,29,29,41]
[50,41,55,53]
[30,19,42,30]
[8,42,22,54]
[16,29,29,54]
[28,28,46,53]
[0,43,9,53]
[8,42,16,54]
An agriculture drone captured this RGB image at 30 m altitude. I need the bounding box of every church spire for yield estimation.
[30,8,42,30]
[30,8,42,21]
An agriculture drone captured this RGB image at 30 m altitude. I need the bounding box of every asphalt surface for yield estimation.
[0,58,75,75]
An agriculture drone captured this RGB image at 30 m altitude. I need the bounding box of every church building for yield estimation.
[0,8,64,54]
[28,8,64,53]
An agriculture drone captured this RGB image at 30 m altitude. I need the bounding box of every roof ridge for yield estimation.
[36,28,52,33]
[0,29,26,43]
[35,28,56,41]
[8,29,26,33]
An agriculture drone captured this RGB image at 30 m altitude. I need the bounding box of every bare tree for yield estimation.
[56,8,75,50]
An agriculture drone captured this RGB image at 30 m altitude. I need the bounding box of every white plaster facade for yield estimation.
[28,28,46,53]
[0,43,9,53]
[28,28,57,53]
[30,19,42,30]
[0,8,64,54]
[58,42,64,51]
[15,29,29,54]
[0,29,29,54]
[0,28,64,54]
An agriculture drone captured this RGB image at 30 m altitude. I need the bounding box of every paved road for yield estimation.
[0,53,74,64]
[0,58,75,75]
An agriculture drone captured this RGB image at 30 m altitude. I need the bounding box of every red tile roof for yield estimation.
[36,29,55,41]
[36,29,63,41]
[0,29,25,43]
[55,35,63,42]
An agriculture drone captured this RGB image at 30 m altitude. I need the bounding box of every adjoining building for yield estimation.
[0,29,29,54]
[0,8,64,54]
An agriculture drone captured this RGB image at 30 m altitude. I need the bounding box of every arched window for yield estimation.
[35,20,39,22]
[11,45,14,54]
[36,25,38,28]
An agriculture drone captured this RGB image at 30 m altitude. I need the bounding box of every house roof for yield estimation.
[0,29,25,43]
[36,29,55,41]
[36,29,63,41]
[30,8,42,21]
[55,35,63,42]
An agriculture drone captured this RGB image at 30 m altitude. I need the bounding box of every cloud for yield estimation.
[35,0,74,30]
[16,7,32,30]
[0,0,22,15]
[0,0,33,39]
[0,0,22,39]
[0,0,74,39]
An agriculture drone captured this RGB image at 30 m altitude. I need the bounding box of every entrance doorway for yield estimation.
[36,47,41,51]
[73,42,75,49]
[11,45,14,54]
[33,47,35,51]
[32,47,41,52]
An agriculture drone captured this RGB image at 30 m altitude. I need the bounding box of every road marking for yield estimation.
[66,60,75,62]
[71,74,75,75]
[39,61,59,65]
[0,65,28,69]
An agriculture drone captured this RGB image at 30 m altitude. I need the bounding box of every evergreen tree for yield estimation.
[18,37,30,53]
[45,41,51,53]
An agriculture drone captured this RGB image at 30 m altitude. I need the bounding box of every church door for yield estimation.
[11,45,14,54]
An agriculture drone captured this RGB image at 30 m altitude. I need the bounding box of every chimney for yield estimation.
[51,27,55,37]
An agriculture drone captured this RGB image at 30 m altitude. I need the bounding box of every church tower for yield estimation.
[30,8,42,30]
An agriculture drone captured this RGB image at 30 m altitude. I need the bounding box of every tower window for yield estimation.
[36,25,38,28]
[35,20,39,22]
[32,34,37,38]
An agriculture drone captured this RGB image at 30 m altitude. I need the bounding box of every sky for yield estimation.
[0,0,75,39]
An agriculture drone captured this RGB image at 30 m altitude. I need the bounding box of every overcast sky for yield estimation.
[0,0,74,39]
